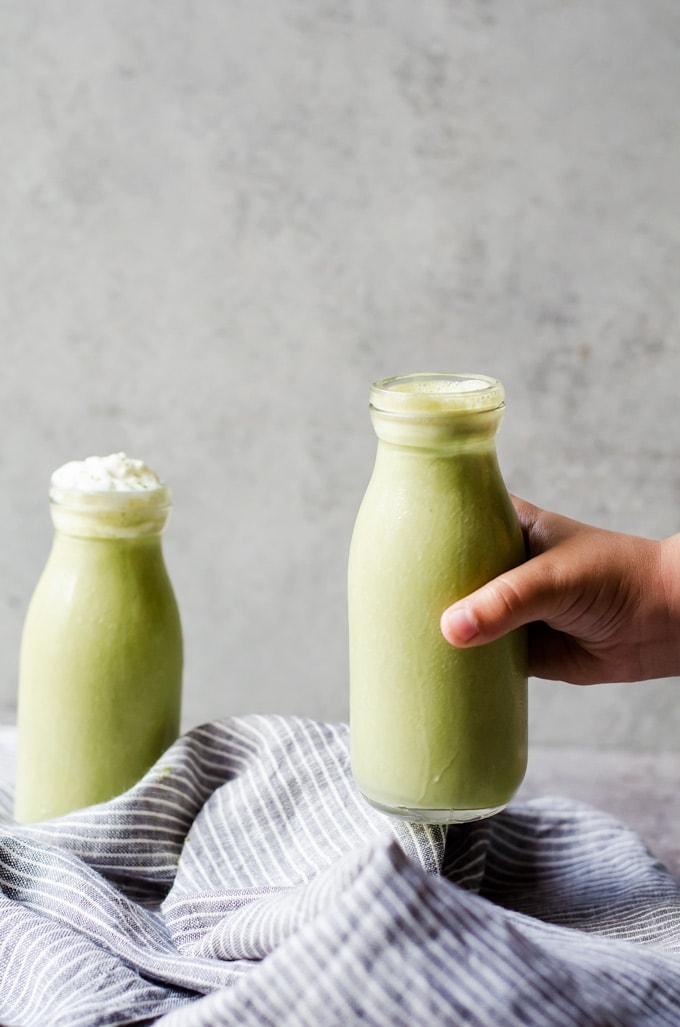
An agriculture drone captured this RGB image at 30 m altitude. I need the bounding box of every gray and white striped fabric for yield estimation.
[0,714,679,1026]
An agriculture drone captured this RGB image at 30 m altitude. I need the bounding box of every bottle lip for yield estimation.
[370,373,505,415]
[49,483,172,511]
[48,484,172,538]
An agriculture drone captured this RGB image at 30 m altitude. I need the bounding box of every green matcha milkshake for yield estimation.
[348,374,527,823]
[15,453,183,822]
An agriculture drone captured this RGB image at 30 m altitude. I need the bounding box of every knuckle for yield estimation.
[484,575,523,623]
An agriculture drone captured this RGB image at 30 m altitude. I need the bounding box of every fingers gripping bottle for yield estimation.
[15,453,183,822]
[348,374,527,824]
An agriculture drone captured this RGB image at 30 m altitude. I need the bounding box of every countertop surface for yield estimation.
[520,746,680,878]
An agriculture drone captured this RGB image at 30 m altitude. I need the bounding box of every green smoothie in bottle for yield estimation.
[15,453,183,822]
[348,374,527,823]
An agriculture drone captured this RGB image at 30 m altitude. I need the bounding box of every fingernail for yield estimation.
[442,606,479,644]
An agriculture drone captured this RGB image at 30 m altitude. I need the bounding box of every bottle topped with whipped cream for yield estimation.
[15,451,183,821]
[49,452,172,537]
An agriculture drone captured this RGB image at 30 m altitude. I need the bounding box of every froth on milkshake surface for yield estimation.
[51,453,163,493]
[390,376,490,395]
[370,373,504,415]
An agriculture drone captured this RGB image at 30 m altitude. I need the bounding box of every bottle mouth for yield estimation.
[370,373,504,415]
[49,483,171,510]
[49,485,172,538]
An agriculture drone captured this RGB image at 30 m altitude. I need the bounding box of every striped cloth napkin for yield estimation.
[0,714,679,1026]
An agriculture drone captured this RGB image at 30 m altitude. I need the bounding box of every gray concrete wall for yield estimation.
[1,0,679,749]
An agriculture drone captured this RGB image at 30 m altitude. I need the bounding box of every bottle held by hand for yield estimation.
[348,374,527,824]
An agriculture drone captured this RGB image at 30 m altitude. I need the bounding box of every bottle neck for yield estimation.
[49,486,171,540]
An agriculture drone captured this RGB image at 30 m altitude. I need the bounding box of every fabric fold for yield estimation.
[0,714,678,1026]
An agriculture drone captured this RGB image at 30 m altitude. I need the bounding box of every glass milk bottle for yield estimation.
[15,453,183,822]
[348,374,527,824]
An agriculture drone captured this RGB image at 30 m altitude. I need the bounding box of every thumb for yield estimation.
[440,558,557,647]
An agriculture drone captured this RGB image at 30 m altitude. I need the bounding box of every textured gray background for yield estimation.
[1,0,679,749]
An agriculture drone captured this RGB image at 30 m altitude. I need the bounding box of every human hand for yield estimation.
[440,497,680,684]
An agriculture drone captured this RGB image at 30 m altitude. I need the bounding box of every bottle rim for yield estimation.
[48,484,172,538]
[370,373,504,415]
[49,483,172,511]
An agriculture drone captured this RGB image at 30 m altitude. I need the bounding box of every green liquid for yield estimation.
[348,377,527,822]
[15,516,182,822]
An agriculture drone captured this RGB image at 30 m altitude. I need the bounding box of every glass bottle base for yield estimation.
[362,794,506,825]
